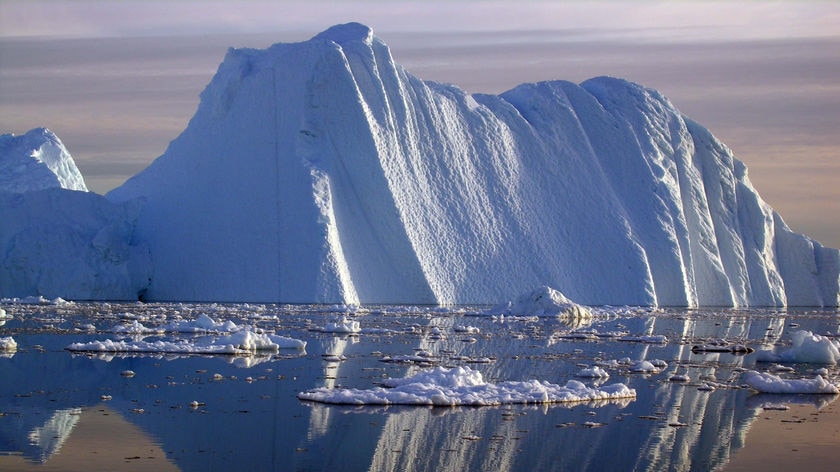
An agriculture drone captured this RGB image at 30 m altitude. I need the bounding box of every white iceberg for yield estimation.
[297,365,635,406]
[4,22,839,306]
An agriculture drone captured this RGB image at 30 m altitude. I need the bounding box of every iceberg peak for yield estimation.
[0,127,87,193]
[312,22,375,46]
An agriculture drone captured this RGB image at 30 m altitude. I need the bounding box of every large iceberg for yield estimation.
[0,129,150,300]
[6,23,840,306]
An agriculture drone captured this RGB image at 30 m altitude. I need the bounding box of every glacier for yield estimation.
[4,23,839,306]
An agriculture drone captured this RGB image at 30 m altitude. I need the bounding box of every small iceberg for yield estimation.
[741,370,839,394]
[318,316,361,334]
[297,365,635,406]
[755,330,840,364]
[486,286,592,321]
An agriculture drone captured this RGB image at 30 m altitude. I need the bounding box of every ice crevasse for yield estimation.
[27,23,840,306]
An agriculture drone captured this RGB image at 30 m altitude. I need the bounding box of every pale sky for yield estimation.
[1,0,838,248]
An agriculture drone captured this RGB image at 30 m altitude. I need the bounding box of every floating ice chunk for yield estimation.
[319,316,361,334]
[66,329,305,354]
[0,336,17,351]
[631,361,660,373]
[298,366,635,406]
[756,330,840,364]
[216,330,305,351]
[741,370,839,394]
[487,286,592,321]
[577,367,610,379]
[669,374,690,382]
[164,314,241,333]
[109,320,165,335]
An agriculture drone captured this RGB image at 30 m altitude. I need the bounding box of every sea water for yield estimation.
[1,302,838,471]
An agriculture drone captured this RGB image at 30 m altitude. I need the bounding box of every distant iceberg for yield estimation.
[0,128,150,300]
[3,23,839,306]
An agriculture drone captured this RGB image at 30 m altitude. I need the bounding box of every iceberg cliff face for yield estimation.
[108,23,839,306]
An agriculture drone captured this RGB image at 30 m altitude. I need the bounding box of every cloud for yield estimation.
[2,1,839,41]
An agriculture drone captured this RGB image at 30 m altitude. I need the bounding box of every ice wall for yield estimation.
[107,23,839,306]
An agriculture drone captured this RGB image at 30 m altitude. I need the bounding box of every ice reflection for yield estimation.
[0,303,837,471]
[26,408,81,463]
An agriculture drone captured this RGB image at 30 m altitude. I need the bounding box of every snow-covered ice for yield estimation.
[741,370,839,394]
[297,365,636,406]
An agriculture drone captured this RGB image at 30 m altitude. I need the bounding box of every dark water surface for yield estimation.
[1,302,838,471]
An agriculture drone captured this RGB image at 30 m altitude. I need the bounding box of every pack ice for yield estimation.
[0,129,151,300]
[5,23,840,306]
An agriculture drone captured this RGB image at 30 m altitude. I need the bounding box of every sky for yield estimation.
[1,0,838,248]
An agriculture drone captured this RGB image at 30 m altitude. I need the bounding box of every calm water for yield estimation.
[1,302,838,471]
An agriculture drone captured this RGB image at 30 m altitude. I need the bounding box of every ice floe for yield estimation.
[297,365,635,406]
[66,329,305,355]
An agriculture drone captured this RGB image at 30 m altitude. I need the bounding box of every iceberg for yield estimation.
[0,127,151,300]
[0,127,87,193]
[741,370,839,394]
[4,23,839,306]
[755,330,840,364]
[487,285,593,319]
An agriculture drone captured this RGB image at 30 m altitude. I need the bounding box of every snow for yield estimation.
[0,128,87,193]
[741,370,839,394]
[297,365,636,406]
[4,22,839,306]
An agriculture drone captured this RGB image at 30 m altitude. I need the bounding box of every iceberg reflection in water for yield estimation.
[0,302,837,471]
